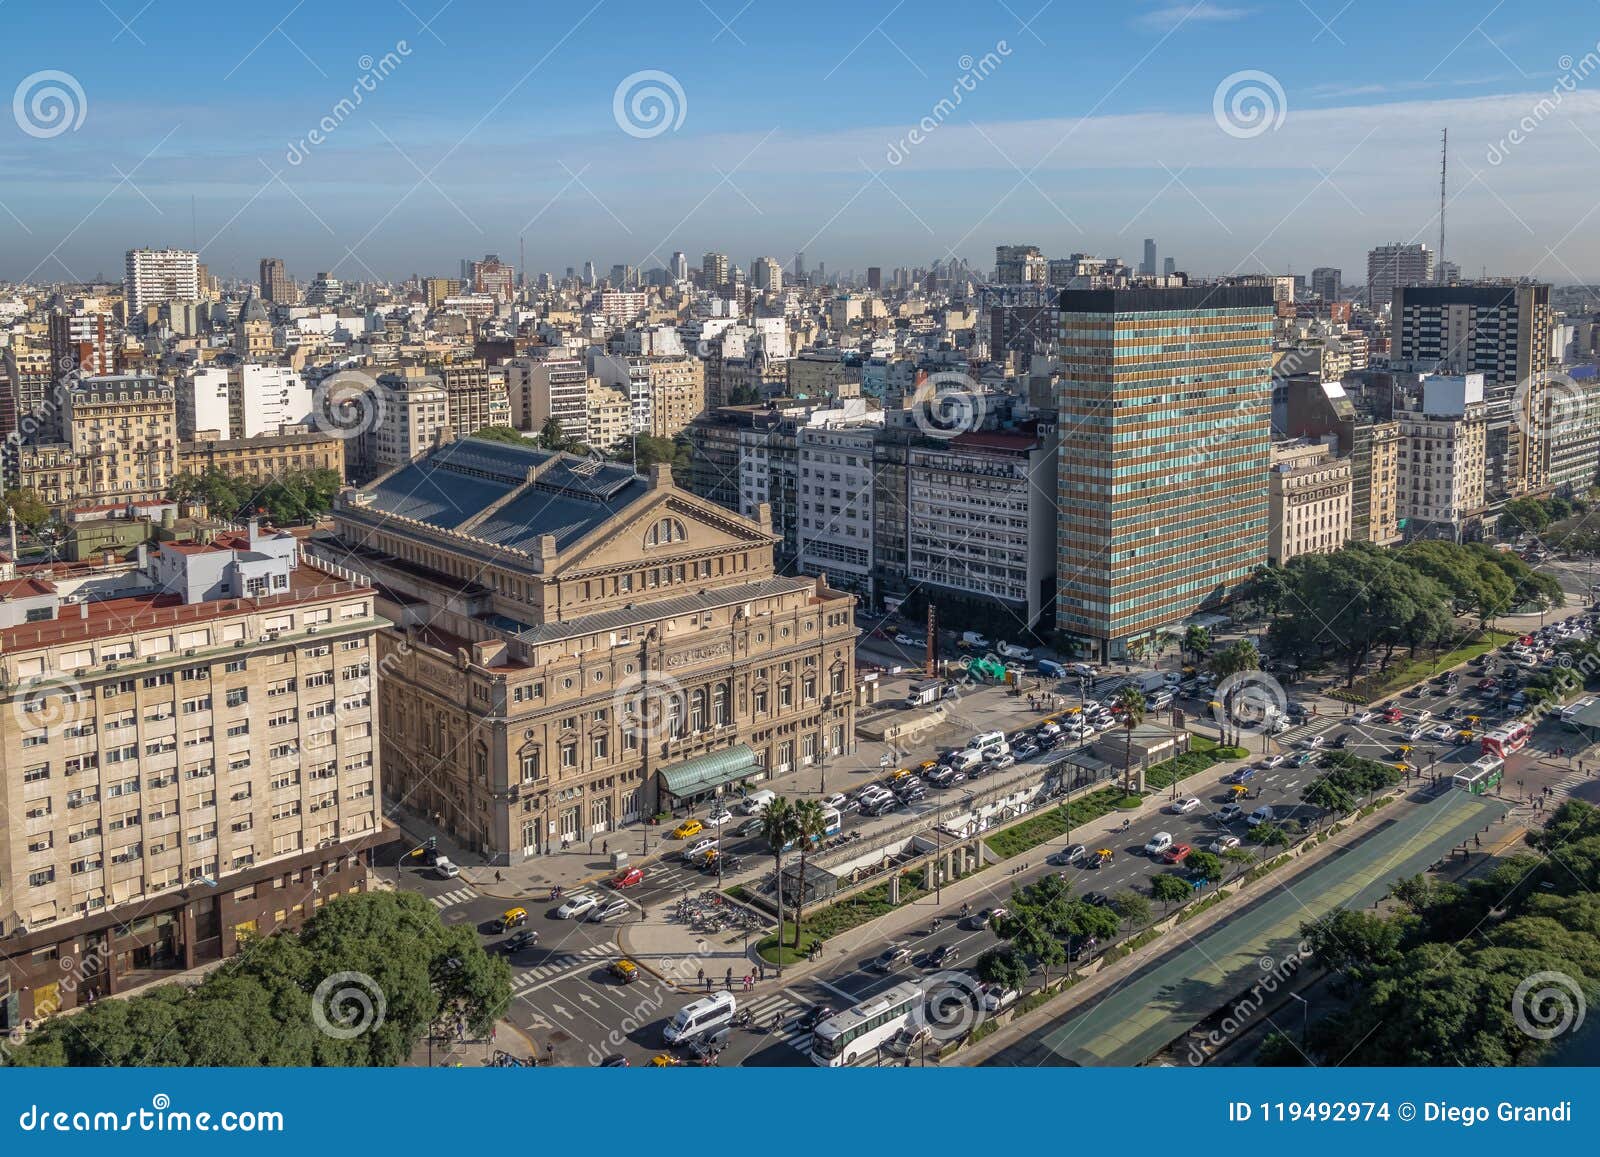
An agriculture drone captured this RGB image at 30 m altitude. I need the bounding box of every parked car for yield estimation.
[893,633,922,647]
[435,857,460,879]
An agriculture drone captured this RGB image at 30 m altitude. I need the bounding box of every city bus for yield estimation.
[810,980,925,1066]
[1480,722,1531,760]
[819,806,842,837]
[1453,755,1505,795]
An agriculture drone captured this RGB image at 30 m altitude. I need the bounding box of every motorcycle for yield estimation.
[731,1009,754,1028]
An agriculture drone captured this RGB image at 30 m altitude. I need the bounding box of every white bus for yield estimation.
[810,980,925,1066]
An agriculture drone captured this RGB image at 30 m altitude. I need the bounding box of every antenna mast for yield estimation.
[1437,128,1447,282]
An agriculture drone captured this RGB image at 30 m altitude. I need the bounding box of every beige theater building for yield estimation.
[313,434,858,863]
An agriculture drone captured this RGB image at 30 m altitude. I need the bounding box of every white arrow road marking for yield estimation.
[551,1003,573,1019]
[578,992,599,1008]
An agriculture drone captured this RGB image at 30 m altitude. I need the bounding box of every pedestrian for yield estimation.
[705,976,712,992]
[744,974,752,992]
[697,967,705,987]
[757,963,765,981]
[495,870,503,883]
[772,1011,783,1032]
[603,840,609,855]
[725,967,733,989]
[1474,833,1482,848]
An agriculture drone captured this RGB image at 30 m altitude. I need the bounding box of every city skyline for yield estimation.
[3,2,1600,284]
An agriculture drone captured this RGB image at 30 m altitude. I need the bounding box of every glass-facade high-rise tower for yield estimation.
[1055,286,1274,661]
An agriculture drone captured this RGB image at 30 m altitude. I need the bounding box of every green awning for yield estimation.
[658,744,761,798]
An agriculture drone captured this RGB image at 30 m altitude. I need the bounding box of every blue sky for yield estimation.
[2,0,1598,286]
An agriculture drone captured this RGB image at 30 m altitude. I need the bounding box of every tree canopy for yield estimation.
[168,467,343,526]
[5,890,510,1067]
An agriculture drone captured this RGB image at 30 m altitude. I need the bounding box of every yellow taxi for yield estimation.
[497,907,528,932]
[609,959,640,985]
[1456,729,1476,744]
[672,818,704,839]
[648,1053,681,1067]
[918,759,940,773]
[889,767,913,782]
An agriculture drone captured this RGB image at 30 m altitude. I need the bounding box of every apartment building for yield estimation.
[1267,438,1352,564]
[368,368,448,473]
[258,257,293,303]
[1391,283,1554,497]
[505,354,589,441]
[18,375,179,510]
[312,434,857,863]
[585,381,633,452]
[1055,287,1274,662]
[906,429,1058,628]
[178,430,346,480]
[48,310,115,379]
[795,422,880,599]
[1278,376,1402,546]
[1366,242,1434,310]
[0,527,386,1026]
[432,358,510,436]
[124,249,200,328]
[1396,374,1490,541]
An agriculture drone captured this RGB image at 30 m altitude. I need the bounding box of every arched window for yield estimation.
[644,517,687,548]
[690,688,706,732]
[713,682,729,727]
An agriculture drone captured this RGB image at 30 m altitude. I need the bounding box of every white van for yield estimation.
[966,731,1006,751]
[740,789,776,816]
[663,991,738,1045]
[950,748,984,772]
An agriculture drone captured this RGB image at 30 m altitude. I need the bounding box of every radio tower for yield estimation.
[1437,128,1447,283]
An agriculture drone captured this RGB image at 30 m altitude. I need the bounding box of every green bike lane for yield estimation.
[985,788,1502,1067]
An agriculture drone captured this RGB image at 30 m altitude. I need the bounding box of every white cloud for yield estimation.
[1135,2,1250,33]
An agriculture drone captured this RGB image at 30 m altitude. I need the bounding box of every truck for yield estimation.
[958,631,991,650]
[904,678,948,708]
[996,641,1034,661]
[1037,659,1067,679]
[1129,671,1169,696]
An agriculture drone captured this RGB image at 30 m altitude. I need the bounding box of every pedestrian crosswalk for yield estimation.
[430,886,476,910]
[742,991,812,1053]
[509,945,612,995]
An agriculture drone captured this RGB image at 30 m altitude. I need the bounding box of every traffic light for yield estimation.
[427,836,437,850]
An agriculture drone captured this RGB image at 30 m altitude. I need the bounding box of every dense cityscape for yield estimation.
[4,4,1600,1093]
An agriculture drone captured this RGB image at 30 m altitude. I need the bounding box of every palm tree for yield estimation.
[790,800,830,949]
[759,796,802,960]
[538,415,569,452]
[1113,685,1146,794]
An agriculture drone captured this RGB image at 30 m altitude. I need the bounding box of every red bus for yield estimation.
[1481,722,1531,760]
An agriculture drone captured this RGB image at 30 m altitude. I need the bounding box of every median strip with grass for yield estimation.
[1326,630,1514,703]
